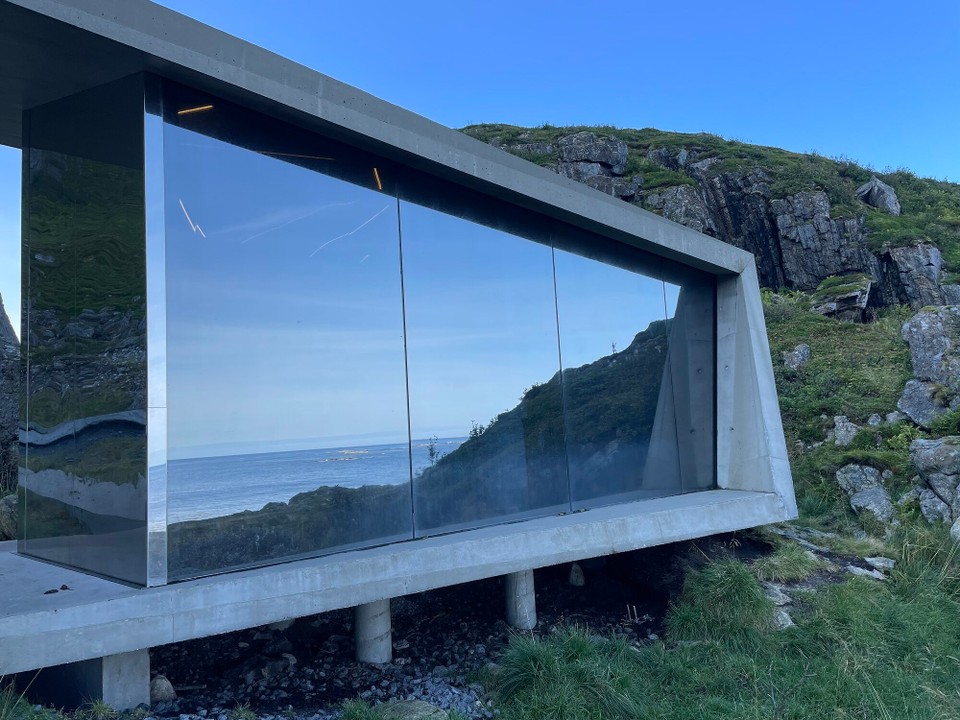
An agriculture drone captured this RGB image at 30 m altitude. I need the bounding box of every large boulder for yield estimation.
[811,274,873,322]
[836,464,895,526]
[910,438,960,522]
[557,132,628,175]
[644,185,717,235]
[880,245,946,309]
[856,176,901,216]
[898,379,956,428]
[901,306,960,391]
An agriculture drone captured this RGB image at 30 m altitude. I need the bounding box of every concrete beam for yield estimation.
[505,570,537,630]
[355,599,391,664]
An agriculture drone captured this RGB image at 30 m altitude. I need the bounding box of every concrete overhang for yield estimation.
[0,0,751,275]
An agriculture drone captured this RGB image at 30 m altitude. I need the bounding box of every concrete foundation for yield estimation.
[505,569,537,630]
[355,599,392,664]
[20,650,149,711]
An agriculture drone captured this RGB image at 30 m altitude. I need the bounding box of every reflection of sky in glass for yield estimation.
[401,201,560,439]
[554,248,676,371]
[162,125,687,460]
[164,126,407,459]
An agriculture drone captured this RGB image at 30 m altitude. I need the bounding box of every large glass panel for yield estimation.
[161,84,411,579]
[554,237,716,508]
[401,200,566,536]
[20,75,148,584]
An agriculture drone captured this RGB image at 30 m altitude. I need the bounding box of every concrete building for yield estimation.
[0,0,796,708]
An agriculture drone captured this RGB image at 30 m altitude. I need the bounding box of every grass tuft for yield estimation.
[752,543,822,582]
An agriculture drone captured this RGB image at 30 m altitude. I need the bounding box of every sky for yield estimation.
[0,0,957,450]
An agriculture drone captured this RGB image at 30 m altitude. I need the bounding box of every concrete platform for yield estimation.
[0,489,789,675]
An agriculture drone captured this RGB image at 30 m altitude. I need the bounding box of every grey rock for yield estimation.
[773,608,795,630]
[556,161,603,183]
[380,700,448,720]
[511,142,555,156]
[898,379,950,428]
[849,487,896,525]
[771,192,876,291]
[557,132,628,175]
[943,285,960,305]
[886,411,906,424]
[0,494,16,541]
[856,176,901,216]
[783,343,811,371]
[833,416,860,447]
[585,174,643,199]
[911,437,960,521]
[897,486,921,506]
[881,245,945,308]
[901,306,960,391]
[762,582,792,607]
[0,293,14,345]
[846,565,886,581]
[952,518,960,543]
[836,464,883,494]
[919,488,951,523]
[150,675,177,704]
[646,147,696,171]
[864,556,895,571]
[645,185,717,235]
[268,619,295,632]
[867,414,883,427]
[811,274,873,322]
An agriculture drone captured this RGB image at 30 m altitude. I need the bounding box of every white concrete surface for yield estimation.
[355,599,392,664]
[505,570,537,630]
[0,489,790,675]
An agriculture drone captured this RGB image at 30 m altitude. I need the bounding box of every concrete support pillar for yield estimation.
[23,649,150,711]
[505,569,537,630]
[355,599,392,664]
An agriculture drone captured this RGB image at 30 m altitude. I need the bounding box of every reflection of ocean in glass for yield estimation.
[166,438,464,522]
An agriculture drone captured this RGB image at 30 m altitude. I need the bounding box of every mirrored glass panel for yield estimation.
[161,85,411,579]
[401,201,566,536]
[20,75,148,584]
[554,239,715,509]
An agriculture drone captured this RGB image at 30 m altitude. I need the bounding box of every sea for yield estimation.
[165,437,466,522]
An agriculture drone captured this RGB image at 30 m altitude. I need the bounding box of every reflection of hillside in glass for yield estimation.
[20,73,149,584]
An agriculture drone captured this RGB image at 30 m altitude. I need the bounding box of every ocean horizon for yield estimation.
[166,436,466,522]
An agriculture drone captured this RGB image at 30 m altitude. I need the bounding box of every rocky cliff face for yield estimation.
[0,293,18,496]
[470,125,960,315]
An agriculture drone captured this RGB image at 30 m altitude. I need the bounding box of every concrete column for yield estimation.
[23,649,149,711]
[355,599,392,663]
[505,569,537,629]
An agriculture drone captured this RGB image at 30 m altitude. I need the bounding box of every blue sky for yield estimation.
[0,0,957,345]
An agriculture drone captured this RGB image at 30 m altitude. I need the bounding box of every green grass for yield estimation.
[493,542,960,719]
[751,543,823,583]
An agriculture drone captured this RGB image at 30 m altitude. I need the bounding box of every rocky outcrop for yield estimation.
[585,174,644,199]
[644,186,716,235]
[835,464,895,526]
[880,245,946,309]
[897,306,960,426]
[557,132,628,177]
[856,176,901,216]
[0,493,16,540]
[910,438,960,524]
[832,416,860,447]
[770,192,876,291]
[782,343,811,371]
[0,293,18,496]
[811,274,873,322]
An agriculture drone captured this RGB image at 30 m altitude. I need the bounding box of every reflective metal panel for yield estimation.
[19,75,149,585]
[160,84,411,579]
[401,201,566,536]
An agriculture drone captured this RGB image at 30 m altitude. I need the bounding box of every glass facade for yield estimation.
[19,74,717,584]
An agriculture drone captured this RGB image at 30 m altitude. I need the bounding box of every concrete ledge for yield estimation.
[0,489,789,674]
